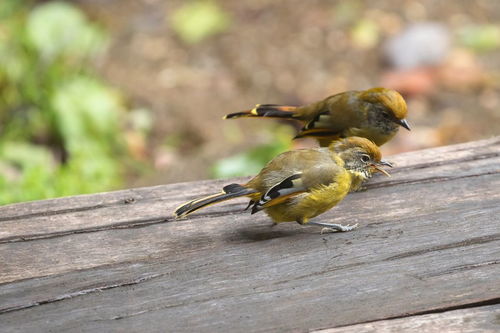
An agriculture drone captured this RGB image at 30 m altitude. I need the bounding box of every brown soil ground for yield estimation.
[77,0,500,186]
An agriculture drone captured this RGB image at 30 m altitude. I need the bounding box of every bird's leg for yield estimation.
[244,200,255,211]
[308,221,358,234]
[296,218,307,225]
[351,186,367,192]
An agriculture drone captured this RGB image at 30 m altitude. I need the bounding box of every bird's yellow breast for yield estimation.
[296,171,352,218]
[264,170,352,223]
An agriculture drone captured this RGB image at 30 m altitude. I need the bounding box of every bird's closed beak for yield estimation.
[398,119,411,131]
[372,159,392,177]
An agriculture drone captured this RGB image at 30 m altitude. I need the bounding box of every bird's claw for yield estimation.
[320,223,358,234]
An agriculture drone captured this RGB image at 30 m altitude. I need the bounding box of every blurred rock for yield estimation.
[384,23,451,70]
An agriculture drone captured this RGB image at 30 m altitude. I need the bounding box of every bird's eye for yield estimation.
[360,154,370,163]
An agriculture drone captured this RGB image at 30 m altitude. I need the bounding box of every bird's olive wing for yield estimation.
[251,173,306,214]
[250,162,343,214]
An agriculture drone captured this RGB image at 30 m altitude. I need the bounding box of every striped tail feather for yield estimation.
[294,128,341,147]
[294,128,340,139]
[224,104,298,119]
[174,184,258,218]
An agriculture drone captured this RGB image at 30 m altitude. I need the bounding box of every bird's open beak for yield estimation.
[398,119,411,131]
[372,160,392,177]
[379,160,393,168]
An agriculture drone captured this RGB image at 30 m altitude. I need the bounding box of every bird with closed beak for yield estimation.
[224,87,410,147]
[174,137,392,233]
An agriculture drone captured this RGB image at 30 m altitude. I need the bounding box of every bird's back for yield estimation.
[247,148,345,195]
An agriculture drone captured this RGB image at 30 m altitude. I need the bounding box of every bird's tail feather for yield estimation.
[174,184,258,218]
[294,128,339,139]
[294,128,341,147]
[224,104,298,119]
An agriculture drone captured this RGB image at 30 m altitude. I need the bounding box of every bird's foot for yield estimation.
[307,222,359,234]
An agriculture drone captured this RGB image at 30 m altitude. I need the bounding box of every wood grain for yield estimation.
[0,137,499,332]
[315,304,500,333]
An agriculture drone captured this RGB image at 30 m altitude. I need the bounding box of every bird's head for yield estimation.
[331,137,392,179]
[361,87,411,131]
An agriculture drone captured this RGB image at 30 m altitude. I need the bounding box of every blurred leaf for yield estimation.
[0,141,54,170]
[129,108,153,134]
[57,145,121,194]
[0,0,28,20]
[211,126,293,178]
[51,76,121,153]
[212,153,260,178]
[171,1,230,44]
[351,19,379,49]
[459,24,500,53]
[211,142,287,178]
[26,1,107,61]
[0,142,56,203]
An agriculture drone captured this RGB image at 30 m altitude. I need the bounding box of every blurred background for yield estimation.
[1,0,499,205]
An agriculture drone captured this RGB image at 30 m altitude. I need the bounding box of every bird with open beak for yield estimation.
[175,137,392,233]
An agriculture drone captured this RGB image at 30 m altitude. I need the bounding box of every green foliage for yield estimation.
[211,127,293,178]
[27,2,107,61]
[0,1,141,205]
[459,24,500,52]
[171,1,231,44]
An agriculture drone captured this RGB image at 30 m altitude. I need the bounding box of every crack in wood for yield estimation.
[0,273,164,315]
[270,261,368,286]
[0,203,110,223]
[384,234,500,261]
[95,284,296,322]
[0,196,166,223]
[314,297,500,331]
[418,260,500,278]
[0,216,172,244]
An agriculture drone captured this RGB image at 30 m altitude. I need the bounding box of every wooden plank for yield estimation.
[0,137,499,332]
[314,304,500,333]
[0,138,498,283]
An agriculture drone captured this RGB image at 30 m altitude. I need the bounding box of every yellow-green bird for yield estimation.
[174,137,391,233]
[224,87,410,147]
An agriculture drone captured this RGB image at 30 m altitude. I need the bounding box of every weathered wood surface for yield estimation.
[0,137,499,332]
[315,304,500,333]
